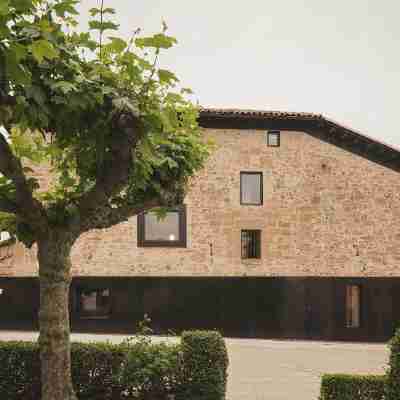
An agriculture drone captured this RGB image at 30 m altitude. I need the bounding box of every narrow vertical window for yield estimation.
[267,131,280,147]
[346,285,361,328]
[240,172,263,205]
[241,230,261,259]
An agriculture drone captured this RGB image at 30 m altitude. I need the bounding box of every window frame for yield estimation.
[240,172,263,206]
[241,229,262,259]
[267,130,281,147]
[76,287,111,319]
[137,205,187,248]
[345,284,362,329]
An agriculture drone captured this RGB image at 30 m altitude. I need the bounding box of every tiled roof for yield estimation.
[198,108,400,172]
[199,108,321,121]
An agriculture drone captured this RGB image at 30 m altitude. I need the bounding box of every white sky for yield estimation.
[78,1,400,147]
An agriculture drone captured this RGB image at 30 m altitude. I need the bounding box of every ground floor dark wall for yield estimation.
[0,277,398,342]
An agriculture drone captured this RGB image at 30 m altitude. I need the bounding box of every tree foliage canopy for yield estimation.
[0,0,209,247]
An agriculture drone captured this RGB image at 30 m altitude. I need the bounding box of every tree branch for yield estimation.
[79,198,160,233]
[0,94,16,106]
[0,196,18,214]
[0,133,48,235]
[77,111,145,231]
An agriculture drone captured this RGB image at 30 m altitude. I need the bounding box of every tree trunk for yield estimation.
[38,234,77,400]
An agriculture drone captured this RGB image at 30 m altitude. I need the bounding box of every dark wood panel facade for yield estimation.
[0,277,398,342]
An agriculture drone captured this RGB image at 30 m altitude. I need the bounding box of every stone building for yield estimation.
[1,108,400,341]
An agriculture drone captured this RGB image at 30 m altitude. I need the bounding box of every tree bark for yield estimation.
[38,233,77,400]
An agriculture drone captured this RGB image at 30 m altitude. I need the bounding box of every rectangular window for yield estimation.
[78,288,110,319]
[267,131,280,147]
[346,285,361,328]
[241,230,261,259]
[138,206,187,247]
[240,172,263,205]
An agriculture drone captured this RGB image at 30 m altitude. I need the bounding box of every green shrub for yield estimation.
[386,327,400,400]
[70,342,125,400]
[320,374,386,400]
[179,330,229,400]
[0,341,41,400]
[116,339,183,399]
[0,341,125,400]
[0,330,228,400]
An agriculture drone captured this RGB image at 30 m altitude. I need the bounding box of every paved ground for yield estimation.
[0,331,388,400]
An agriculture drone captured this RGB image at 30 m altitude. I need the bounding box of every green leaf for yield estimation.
[11,0,32,12]
[0,0,9,16]
[5,48,31,85]
[107,37,127,53]
[25,85,46,106]
[54,0,79,17]
[89,7,115,16]
[135,34,177,49]
[20,26,41,39]
[112,97,140,117]
[181,87,194,95]
[51,81,77,94]
[158,69,179,85]
[30,40,59,63]
[89,20,119,32]
[10,42,28,62]
[89,7,100,16]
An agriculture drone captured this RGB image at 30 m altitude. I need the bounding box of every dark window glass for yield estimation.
[240,172,263,205]
[138,206,187,247]
[241,230,261,259]
[78,288,110,318]
[267,131,280,147]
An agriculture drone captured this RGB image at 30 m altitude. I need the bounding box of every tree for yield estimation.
[0,1,210,399]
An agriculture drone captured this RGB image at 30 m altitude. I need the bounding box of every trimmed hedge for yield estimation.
[0,330,229,400]
[320,374,386,400]
[0,341,41,400]
[386,327,400,400]
[116,340,183,399]
[179,330,229,400]
[0,341,125,400]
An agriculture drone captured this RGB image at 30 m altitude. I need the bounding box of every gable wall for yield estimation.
[2,127,400,277]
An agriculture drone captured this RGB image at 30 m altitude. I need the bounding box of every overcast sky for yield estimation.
[78,1,400,147]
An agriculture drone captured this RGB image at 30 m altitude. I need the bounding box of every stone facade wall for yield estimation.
[2,127,400,277]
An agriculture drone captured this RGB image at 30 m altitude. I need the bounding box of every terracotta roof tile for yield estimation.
[200,108,321,120]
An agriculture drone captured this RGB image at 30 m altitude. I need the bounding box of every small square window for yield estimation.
[78,288,111,319]
[346,285,361,328]
[240,172,263,205]
[138,206,187,247]
[241,230,261,259]
[267,131,280,147]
